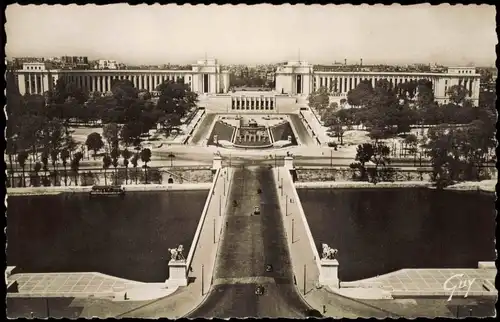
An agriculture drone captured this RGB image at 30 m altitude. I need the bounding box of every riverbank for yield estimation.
[294,179,496,193]
[7,183,212,196]
[444,180,496,193]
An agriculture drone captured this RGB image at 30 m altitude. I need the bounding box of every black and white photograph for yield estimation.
[4,3,497,318]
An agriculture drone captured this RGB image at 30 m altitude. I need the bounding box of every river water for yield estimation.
[7,190,207,282]
[298,188,496,282]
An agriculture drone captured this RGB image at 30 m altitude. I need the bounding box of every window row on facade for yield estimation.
[313,75,474,96]
[64,74,188,93]
[21,73,193,95]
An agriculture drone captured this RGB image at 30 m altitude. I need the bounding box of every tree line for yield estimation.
[6,72,198,187]
[309,78,496,187]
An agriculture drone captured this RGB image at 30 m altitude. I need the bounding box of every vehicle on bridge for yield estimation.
[255,285,265,295]
[254,206,261,215]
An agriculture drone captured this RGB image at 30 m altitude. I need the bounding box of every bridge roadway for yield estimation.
[187,166,312,318]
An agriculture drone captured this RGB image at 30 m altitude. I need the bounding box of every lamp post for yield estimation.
[330,149,333,168]
[285,194,288,216]
[46,298,50,318]
[292,219,295,243]
[201,264,204,296]
[213,218,216,244]
[303,264,307,295]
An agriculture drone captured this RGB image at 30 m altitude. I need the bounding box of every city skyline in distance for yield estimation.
[6,4,497,67]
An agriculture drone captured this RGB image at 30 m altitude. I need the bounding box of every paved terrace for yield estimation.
[7,272,144,299]
[339,266,497,299]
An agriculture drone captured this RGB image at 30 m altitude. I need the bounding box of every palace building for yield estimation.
[12,58,481,110]
[275,61,481,106]
[14,58,230,96]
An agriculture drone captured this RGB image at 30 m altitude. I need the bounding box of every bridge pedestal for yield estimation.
[212,156,222,170]
[284,156,294,170]
[319,259,339,288]
[166,260,188,287]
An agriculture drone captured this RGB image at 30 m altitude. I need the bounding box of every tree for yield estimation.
[131,153,139,184]
[111,79,139,109]
[85,132,104,159]
[70,152,83,186]
[350,142,391,183]
[168,152,176,167]
[307,87,330,112]
[64,134,78,159]
[50,150,59,186]
[446,85,469,105]
[333,122,345,145]
[120,122,143,147]
[6,137,17,187]
[41,150,49,185]
[347,80,374,107]
[122,149,133,184]
[33,162,42,187]
[49,78,89,105]
[102,154,112,186]
[17,151,29,187]
[156,80,198,131]
[370,143,391,183]
[351,143,374,181]
[60,149,70,186]
[404,134,419,158]
[415,80,435,109]
[110,146,121,185]
[103,123,120,149]
[140,148,152,184]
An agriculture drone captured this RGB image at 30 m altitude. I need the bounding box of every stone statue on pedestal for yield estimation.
[321,243,338,260]
[168,244,185,261]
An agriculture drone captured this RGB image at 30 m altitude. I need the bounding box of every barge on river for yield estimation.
[89,185,125,197]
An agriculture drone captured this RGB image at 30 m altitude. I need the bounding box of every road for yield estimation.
[187,166,312,318]
[189,113,217,145]
[288,114,316,146]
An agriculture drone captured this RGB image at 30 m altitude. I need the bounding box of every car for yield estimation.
[255,285,265,295]
[265,264,273,272]
[254,206,261,214]
[305,309,323,317]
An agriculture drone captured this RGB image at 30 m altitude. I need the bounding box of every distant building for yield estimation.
[60,56,89,69]
[97,59,118,70]
[12,57,45,69]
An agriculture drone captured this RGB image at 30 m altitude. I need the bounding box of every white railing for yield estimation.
[185,168,221,269]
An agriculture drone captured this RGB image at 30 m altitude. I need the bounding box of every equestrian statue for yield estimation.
[168,244,185,261]
[321,243,338,260]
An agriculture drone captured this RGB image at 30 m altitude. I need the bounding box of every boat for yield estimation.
[89,185,125,197]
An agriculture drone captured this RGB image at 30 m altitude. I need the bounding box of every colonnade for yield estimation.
[231,97,275,110]
[313,74,477,99]
[63,73,189,93]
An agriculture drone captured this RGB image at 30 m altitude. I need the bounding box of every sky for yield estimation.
[5,4,497,66]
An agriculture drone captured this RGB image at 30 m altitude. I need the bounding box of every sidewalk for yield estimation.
[273,168,321,304]
[114,167,233,318]
[300,110,330,145]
